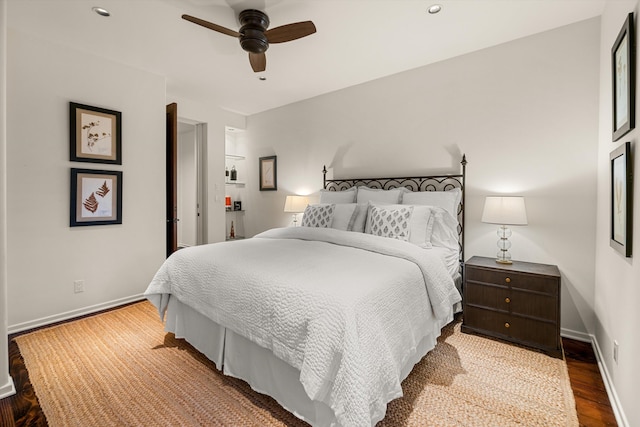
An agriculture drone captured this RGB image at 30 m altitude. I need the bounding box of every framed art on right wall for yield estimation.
[610,141,633,257]
[612,13,635,141]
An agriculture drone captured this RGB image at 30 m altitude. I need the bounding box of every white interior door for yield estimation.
[177,121,206,247]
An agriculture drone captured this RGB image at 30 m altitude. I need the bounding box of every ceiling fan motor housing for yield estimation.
[239,9,270,54]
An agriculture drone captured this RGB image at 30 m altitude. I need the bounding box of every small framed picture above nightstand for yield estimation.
[462,256,562,358]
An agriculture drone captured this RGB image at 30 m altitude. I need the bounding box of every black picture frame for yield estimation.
[610,142,633,257]
[70,168,123,227]
[259,156,277,191]
[612,13,635,141]
[70,102,122,164]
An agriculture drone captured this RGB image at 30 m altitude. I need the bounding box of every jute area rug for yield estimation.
[15,301,578,427]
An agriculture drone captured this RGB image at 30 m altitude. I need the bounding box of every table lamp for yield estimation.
[284,195,309,226]
[481,196,528,264]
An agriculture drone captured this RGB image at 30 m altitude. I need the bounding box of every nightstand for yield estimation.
[462,256,562,358]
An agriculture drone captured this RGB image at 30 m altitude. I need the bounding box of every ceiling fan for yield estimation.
[182,9,316,73]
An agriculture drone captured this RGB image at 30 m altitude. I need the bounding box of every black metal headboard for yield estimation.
[322,155,467,261]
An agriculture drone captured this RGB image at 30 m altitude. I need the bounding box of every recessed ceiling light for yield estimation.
[428,4,442,14]
[258,76,267,81]
[92,7,110,17]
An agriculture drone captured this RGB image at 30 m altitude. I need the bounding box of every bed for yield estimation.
[145,156,467,427]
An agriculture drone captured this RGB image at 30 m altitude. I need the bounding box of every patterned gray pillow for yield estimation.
[301,204,335,228]
[366,205,414,241]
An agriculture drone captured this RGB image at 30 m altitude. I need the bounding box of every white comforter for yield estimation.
[145,227,461,427]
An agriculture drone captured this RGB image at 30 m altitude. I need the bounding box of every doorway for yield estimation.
[166,103,207,257]
[177,121,207,248]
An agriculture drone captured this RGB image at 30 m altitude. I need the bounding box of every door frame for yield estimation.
[167,109,208,256]
[166,103,178,257]
[195,122,208,245]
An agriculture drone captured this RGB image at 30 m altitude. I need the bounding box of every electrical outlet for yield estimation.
[74,280,84,293]
[613,340,619,364]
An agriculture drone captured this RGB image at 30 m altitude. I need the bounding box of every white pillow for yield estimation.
[348,204,368,233]
[366,204,413,241]
[356,187,408,204]
[301,204,335,228]
[330,204,356,231]
[366,203,434,248]
[430,207,460,251]
[319,187,357,203]
[402,188,462,219]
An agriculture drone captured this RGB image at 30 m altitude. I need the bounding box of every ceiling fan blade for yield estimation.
[249,52,266,72]
[265,21,316,44]
[182,14,240,38]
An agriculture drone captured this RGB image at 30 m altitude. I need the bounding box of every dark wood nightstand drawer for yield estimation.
[465,282,557,321]
[509,289,557,320]
[463,256,562,358]
[464,281,510,311]
[466,267,556,294]
[463,306,559,351]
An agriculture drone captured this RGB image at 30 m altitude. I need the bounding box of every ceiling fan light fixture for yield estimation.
[182,8,315,73]
[92,6,110,17]
[240,31,269,54]
[239,10,270,54]
[427,4,442,14]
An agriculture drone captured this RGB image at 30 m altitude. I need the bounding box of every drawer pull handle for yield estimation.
[505,277,511,283]
[505,297,511,303]
[504,322,510,328]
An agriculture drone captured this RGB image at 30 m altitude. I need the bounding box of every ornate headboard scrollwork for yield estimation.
[322,155,467,261]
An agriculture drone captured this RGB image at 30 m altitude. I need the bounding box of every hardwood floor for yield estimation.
[0,336,619,426]
[564,338,618,427]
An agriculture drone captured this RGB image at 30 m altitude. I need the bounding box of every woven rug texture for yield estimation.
[15,301,578,427]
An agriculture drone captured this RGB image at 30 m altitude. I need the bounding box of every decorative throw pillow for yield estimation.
[366,205,414,241]
[301,204,335,228]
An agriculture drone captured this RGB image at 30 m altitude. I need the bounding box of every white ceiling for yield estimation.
[8,0,605,116]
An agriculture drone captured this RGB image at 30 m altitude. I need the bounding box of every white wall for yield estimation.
[240,19,600,337]
[594,2,639,426]
[6,29,167,328]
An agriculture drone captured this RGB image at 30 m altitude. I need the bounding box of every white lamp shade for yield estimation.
[481,196,528,225]
[284,195,309,213]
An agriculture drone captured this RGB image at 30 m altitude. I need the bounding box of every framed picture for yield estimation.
[259,155,277,191]
[612,13,635,141]
[610,142,633,257]
[70,102,122,164]
[70,168,123,227]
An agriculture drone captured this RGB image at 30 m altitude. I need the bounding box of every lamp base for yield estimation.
[495,225,513,265]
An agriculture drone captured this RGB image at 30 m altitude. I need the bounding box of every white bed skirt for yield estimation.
[164,296,454,426]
